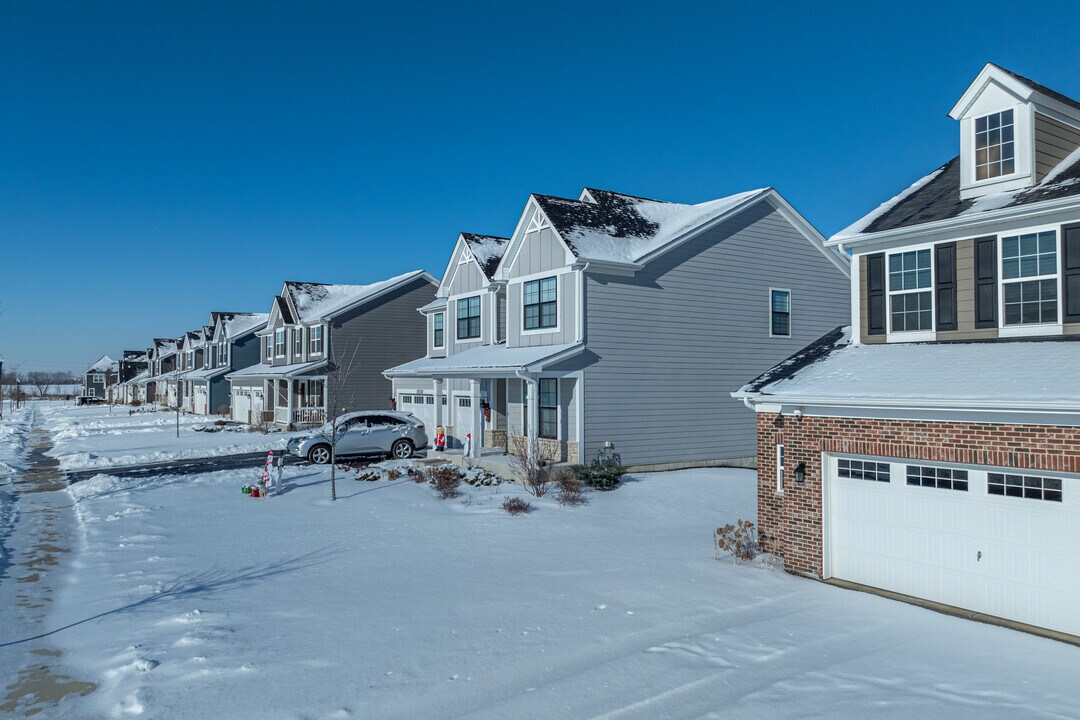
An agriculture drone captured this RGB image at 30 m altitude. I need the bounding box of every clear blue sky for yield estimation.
[3,1,1079,373]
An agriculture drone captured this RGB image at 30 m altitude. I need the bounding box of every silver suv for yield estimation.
[287,411,428,464]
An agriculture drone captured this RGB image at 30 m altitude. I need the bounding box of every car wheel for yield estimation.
[390,439,414,460]
[308,444,332,464]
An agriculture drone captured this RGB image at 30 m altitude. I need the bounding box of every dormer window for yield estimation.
[975,110,1015,180]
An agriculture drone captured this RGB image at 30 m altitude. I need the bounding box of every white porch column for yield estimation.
[286,379,294,428]
[469,379,482,458]
[433,378,444,430]
[526,377,539,464]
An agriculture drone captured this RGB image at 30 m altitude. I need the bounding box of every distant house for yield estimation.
[175,329,209,412]
[82,355,113,398]
[142,338,178,406]
[227,270,436,429]
[186,311,268,416]
[387,186,850,468]
[736,63,1080,638]
[110,351,148,404]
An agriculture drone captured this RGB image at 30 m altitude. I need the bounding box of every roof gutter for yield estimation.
[734,390,1080,415]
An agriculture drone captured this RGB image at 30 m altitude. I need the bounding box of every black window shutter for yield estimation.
[935,242,957,331]
[866,253,885,336]
[974,236,997,328]
[1064,224,1080,324]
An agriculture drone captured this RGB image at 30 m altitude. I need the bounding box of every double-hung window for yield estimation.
[975,110,1015,181]
[524,277,557,330]
[265,336,273,361]
[274,329,286,357]
[310,325,323,355]
[457,296,481,340]
[770,289,791,336]
[208,345,217,368]
[1001,231,1057,326]
[294,329,303,357]
[539,378,557,439]
[433,313,444,348]
[888,249,932,332]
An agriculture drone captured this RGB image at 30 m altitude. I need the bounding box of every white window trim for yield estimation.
[768,287,792,338]
[308,324,324,356]
[972,109,1018,184]
[959,102,1033,198]
[997,224,1064,337]
[274,328,286,358]
[776,444,785,495]
[432,312,445,348]
[520,275,560,336]
[886,242,936,343]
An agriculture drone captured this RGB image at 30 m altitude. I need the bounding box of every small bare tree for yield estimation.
[508,428,552,497]
[28,371,53,398]
[323,336,363,502]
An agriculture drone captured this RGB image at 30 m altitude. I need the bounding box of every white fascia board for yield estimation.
[735,390,1080,415]
[949,64,1033,120]
[437,237,467,296]
[573,258,642,275]
[828,194,1080,251]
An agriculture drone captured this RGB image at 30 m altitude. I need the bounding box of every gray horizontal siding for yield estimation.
[327,277,436,413]
[583,200,849,467]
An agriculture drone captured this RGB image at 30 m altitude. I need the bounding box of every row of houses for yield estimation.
[83,63,1080,640]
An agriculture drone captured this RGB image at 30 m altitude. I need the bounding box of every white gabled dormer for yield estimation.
[951,63,1080,199]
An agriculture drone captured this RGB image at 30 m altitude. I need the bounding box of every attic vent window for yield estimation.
[975,110,1014,180]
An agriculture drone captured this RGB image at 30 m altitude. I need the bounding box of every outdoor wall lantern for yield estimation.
[794,462,806,485]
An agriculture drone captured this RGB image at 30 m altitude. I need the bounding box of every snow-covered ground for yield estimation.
[39,403,304,471]
[3,404,1079,718]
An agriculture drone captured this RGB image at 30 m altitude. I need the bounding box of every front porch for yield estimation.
[270,377,327,429]
[386,342,585,465]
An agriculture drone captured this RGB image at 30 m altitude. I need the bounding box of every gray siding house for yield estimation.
[82,355,113,398]
[387,186,850,469]
[187,312,268,416]
[227,270,437,429]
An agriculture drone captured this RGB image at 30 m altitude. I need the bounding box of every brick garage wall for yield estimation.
[757,413,1080,578]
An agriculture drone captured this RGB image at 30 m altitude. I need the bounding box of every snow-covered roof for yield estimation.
[284,270,433,322]
[226,359,329,380]
[385,342,584,378]
[736,327,1080,412]
[532,187,771,265]
[831,153,1080,243]
[185,366,230,382]
[223,312,269,339]
[86,355,113,373]
[418,297,448,313]
[461,233,509,279]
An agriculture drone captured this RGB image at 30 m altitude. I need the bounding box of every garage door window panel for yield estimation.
[906,465,968,491]
[838,458,890,482]
[988,473,1063,502]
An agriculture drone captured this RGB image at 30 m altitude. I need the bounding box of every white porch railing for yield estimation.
[293,407,326,426]
[274,407,291,425]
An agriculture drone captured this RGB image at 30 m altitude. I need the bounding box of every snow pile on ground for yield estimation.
[39,404,304,471]
[27,455,1079,718]
[0,405,35,479]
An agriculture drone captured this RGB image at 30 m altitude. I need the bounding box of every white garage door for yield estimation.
[194,386,208,415]
[828,455,1080,636]
[232,389,251,423]
[251,389,264,421]
[398,393,436,432]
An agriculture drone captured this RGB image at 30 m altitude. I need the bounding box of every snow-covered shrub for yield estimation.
[408,468,426,483]
[501,497,530,515]
[428,465,463,499]
[463,468,500,487]
[355,468,381,482]
[573,460,626,491]
[386,469,402,481]
[553,467,587,507]
[714,520,761,564]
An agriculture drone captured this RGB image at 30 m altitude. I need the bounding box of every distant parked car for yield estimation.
[287,411,428,464]
[76,396,105,406]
